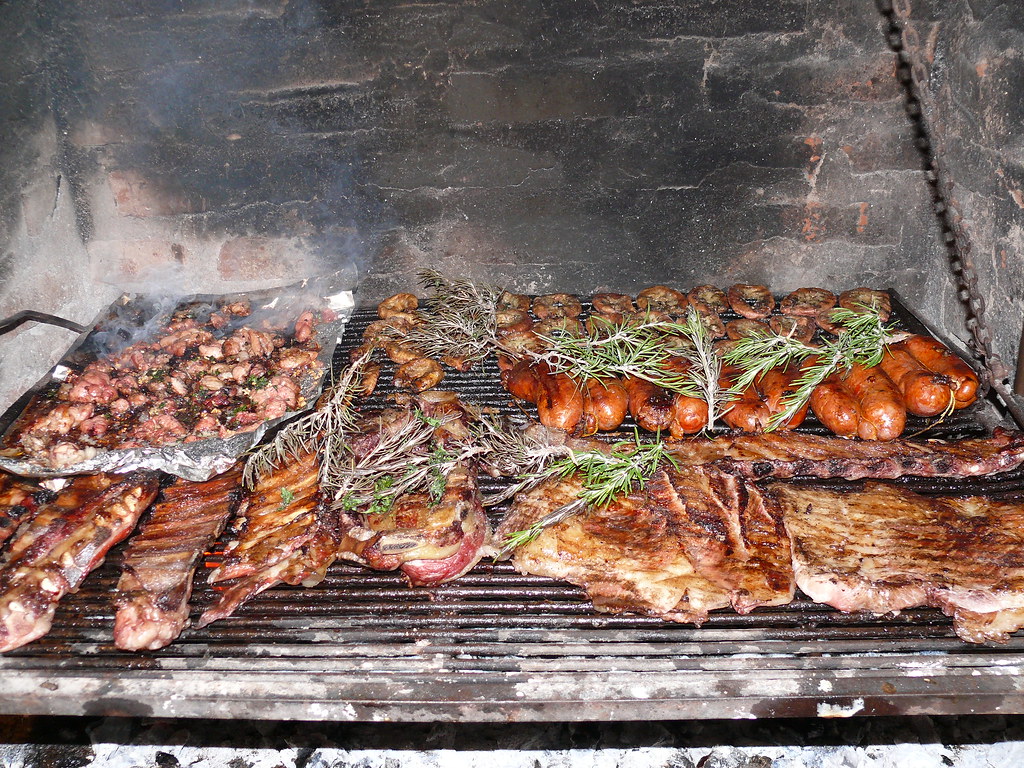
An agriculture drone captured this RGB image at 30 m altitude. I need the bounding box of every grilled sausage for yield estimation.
[535,368,585,432]
[809,371,861,438]
[501,360,541,402]
[878,343,954,417]
[624,376,675,433]
[757,363,810,430]
[841,362,906,441]
[669,391,710,437]
[581,377,630,434]
[719,365,770,432]
[900,335,979,409]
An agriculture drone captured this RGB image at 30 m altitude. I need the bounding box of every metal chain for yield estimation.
[887,0,1012,397]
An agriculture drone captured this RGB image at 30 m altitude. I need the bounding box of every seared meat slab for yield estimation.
[334,391,490,586]
[503,471,732,624]
[338,460,489,586]
[502,464,793,624]
[197,449,334,628]
[670,428,1024,480]
[114,467,242,650]
[0,472,160,653]
[772,482,1024,643]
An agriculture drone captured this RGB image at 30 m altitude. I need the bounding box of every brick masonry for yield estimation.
[0,0,1015,409]
[898,0,1024,382]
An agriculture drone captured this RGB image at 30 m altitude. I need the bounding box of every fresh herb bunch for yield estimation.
[531,313,700,396]
[330,408,481,516]
[496,432,678,557]
[472,415,574,506]
[673,308,732,430]
[722,305,896,430]
[242,348,373,488]
[402,269,504,365]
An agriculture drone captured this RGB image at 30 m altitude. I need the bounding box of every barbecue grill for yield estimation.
[0,0,1023,726]
[1,298,1023,722]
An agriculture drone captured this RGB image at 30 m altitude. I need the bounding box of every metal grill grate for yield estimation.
[2,294,1024,722]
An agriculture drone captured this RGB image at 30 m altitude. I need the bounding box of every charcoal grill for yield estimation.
[1,294,1024,722]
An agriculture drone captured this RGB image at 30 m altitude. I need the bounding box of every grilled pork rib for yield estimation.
[772,482,1024,643]
[0,472,160,653]
[671,428,1024,480]
[502,464,793,624]
[197,449,335,628]
[114,467,243,650]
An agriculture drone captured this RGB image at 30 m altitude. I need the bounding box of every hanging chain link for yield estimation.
[889,0,1015,407]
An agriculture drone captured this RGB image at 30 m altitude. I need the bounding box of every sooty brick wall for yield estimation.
[896,0,1024,386]
[0,0,961,408]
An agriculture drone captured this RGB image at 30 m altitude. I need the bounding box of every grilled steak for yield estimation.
[114,467,243,650]
[502,464,793,623]
[338,460,489,586]
[772,482,1024,643]
[0,472,160,653]
[503,471,732,623]
[197,449,335,628]
[334,391,490,586]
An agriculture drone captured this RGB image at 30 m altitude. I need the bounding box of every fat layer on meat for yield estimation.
[0,472,160,653]
[337,460,490,586]
[772,482,1024,643]
[0,473,41,552]
[114,467,243,651]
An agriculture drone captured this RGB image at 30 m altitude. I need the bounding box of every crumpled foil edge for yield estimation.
[0,278,354,482]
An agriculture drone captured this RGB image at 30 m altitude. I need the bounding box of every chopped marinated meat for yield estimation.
[6,300,329,468]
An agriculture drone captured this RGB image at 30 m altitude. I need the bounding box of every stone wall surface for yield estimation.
[898,0,1024,381]
[0,0,963,409]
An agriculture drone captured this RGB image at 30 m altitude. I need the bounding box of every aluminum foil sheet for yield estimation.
[0,275,354,481]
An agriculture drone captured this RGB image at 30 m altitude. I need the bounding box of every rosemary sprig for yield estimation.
[242,347,373,488]
[402,269,504,365]
[530,314,702,397]
[473,415,573,506]
[495,432,677,558]
[722,305,896,430]
[673,308,732,430]
[329,408,482,515]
